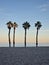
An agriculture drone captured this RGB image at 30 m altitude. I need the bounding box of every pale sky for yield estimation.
[0,0,49,46]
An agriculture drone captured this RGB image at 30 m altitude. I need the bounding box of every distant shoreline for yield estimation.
[0,43,49,47]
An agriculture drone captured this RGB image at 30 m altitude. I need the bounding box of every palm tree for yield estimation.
[6,21,13,47]
[35,21,42,47]
[13,22,18,47]
[23,21,30,47]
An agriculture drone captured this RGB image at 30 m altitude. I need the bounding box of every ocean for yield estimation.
[0,43,49,47]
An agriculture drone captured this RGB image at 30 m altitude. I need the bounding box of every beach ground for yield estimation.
[0,47,49,65]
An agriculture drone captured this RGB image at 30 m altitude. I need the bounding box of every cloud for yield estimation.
[37,4,49,12]
[41,8,47,12]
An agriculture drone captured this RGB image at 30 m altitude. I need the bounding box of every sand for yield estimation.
[0,47,49,65]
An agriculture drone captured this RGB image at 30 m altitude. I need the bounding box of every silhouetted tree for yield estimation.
[35,21,42,47]
[13,22,18,47]
[6,21,13,47]
[23,21,30,47]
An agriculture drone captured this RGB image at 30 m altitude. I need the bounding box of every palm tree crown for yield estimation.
[13,22,18,29]
[23,21,30,29]
[6,21,13,29]
[35,21,42,30]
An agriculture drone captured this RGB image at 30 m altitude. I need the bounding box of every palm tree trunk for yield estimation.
[8,29,11,47]
[13,28,15,47]
[25,29,26,47]
[36,29,38,47]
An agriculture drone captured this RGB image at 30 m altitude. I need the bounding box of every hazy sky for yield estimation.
[0,0,49,46]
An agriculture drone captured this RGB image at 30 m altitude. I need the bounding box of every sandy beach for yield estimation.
[0,47,49,65]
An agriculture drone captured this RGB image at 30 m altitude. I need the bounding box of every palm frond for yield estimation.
[13,22,18,28]
[35,21,42,30]
[6,21,13,29]
[23,21,30,29]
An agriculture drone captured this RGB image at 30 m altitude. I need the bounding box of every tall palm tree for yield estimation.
[6,21,13,47]
[13,22,18,47]
[23,21,30,47]
[35,21,42,47]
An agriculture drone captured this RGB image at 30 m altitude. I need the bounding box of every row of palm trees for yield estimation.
[6,21,42,47]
